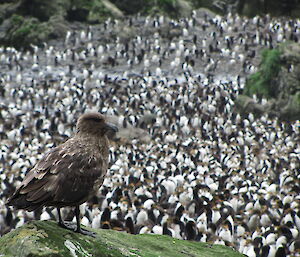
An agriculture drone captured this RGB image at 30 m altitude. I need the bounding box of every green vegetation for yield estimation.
[0,0,120,49]
[244,48,281,99]
[237,42,300,120]
[0,220,244,257]
[155,0,177,10]
[191,0,215,9]
[281,91,300,120]
[17,0,69,21]
[87,0,123,23]
[71,0,94,9]
[12,17,39,41]
[0,0,211,49]
[147,0,178,17]
[110,0,178,17]
[88,2,109,23]
[6,15,52,49]
[10,14,23,26]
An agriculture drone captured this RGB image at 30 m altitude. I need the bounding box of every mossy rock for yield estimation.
[17,0,71,21]
[0,220,244,257]
[0,1,21,24]
[87,0,123,23]
[236,42,300,120]
[68,0,100,21]
[110,0,192,18]
[244,47,281,99]
[234,94,266,117]
[68,0,123,23]
[1,14,55,48]
[148,0,192,18]
[280,91,300,120]
[110,0,149,15]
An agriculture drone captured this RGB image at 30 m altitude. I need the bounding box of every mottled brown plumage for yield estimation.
[7,112,118,236]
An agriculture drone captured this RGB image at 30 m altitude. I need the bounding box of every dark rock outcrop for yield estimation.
[237,0,300,17]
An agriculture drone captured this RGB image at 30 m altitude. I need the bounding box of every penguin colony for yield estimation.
[0,9,299,257]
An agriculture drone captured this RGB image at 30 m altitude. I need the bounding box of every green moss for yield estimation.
[71,0,94,9]
[0,221,125,257]
[17,0,70,21]
[5,15,39,48]
[14,19,38,38]
[111,0,182,17]
[67,0,115,23]
[0,223,58,256]
[87,1,111,23]
[244,47,281,99]
[34,221,124,256]
[191,0,214,9]
[146,0,179,17]
[157,0,177,8]
[10,14,24,26]
[8,17,52,48]
[0,2,20,24]
[0,221,244,257]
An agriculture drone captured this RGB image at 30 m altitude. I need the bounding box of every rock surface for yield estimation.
[0,220,244,257]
